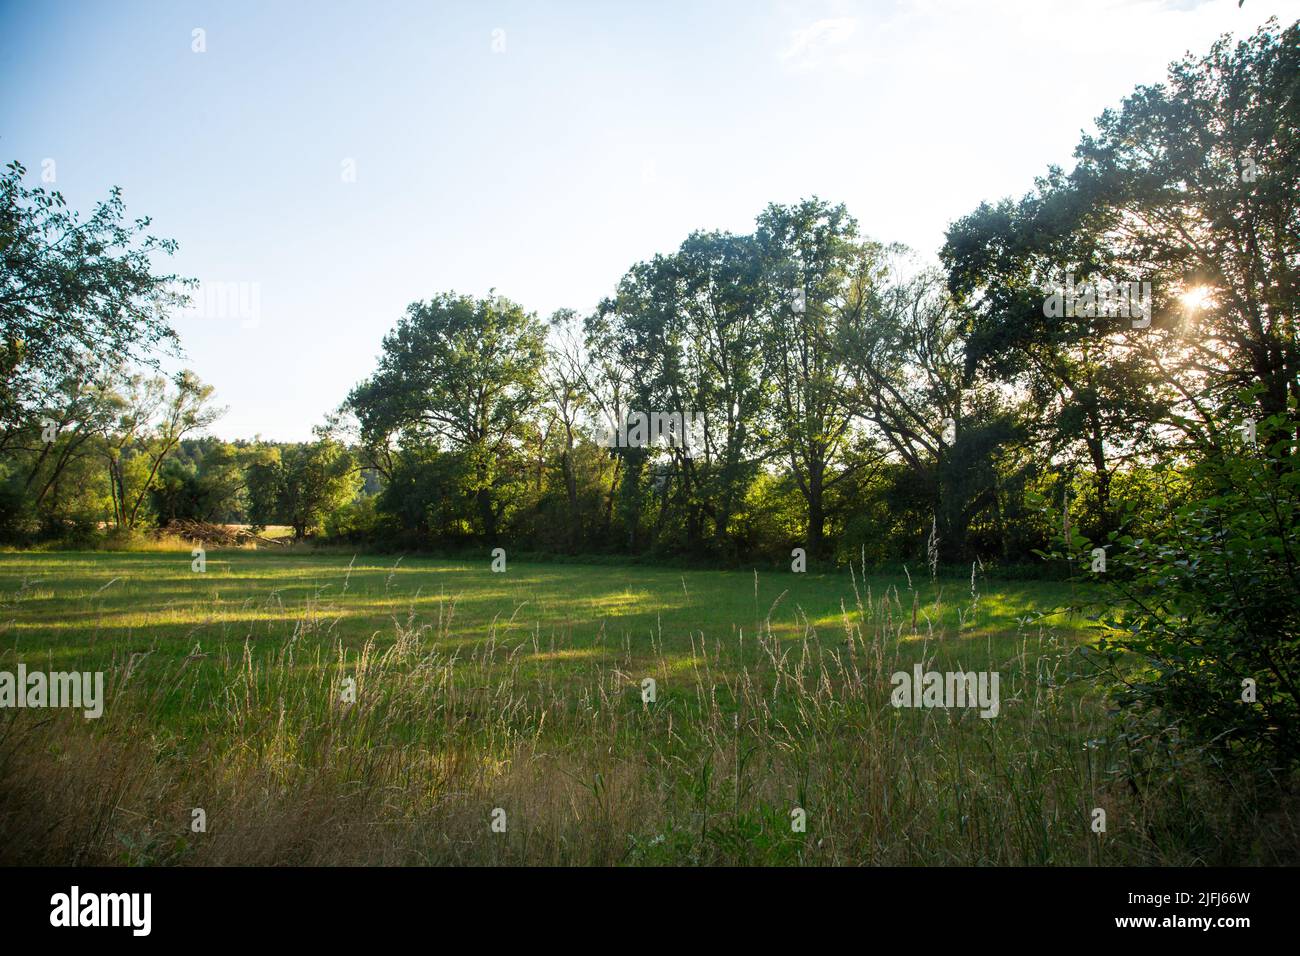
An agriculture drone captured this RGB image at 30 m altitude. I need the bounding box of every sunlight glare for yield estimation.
[1180,285,1212,312]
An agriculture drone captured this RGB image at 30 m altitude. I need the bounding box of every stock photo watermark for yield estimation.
[0,665,104,718]
[891,665,1000,718]
[594,410,705,457]
[1042,274,1152,328]
[180,280,262,329]
[50,887,151,936]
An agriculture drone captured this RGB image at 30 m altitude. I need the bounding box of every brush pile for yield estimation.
[160,519,287,547]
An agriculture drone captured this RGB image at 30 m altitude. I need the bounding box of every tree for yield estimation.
[541,309,591,550]
[943,181,1172,540]
[588,256,682,551]
[843,263,1027,562]
[150,440,249,524]
[673,231,772,551]
[246,440,358,540]
[98,370,222,530]
[0,160,190,443]
[277,440,359,540]
[347,292,546,542]
[954,19,1300,781]
[588,231,772,554]
[1066,19,1299,434]
[1083,407,1300,774]
[6,362,115,519]
[756,198,885,560]
[945,18,1299,520]
[244,445,284,532]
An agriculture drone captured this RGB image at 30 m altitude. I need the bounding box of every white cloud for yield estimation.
[779,17,860,71]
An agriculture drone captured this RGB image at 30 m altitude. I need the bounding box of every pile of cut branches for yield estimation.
[161,519,287,548]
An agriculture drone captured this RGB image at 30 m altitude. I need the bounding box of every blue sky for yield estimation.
[2,0,1296,440]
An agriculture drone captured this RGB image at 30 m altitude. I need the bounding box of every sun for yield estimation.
[1180,285,1213,312]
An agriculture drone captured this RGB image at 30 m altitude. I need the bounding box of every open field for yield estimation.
[0,549,1085,681]
[0,550,1292,865]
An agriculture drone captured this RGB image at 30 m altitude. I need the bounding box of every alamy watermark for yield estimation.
[180,280,261,329]
[0,664,104,718]
[1042,274,1152,328]
[890,664,1000,718]
[50,886,150,936]
[595,410,705,458]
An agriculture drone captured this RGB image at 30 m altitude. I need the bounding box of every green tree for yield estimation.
[844,264,1027,563]
[589,231,772,554]
[0,160,190,444]
[1066,19,1300,433]
[98,370,222,530]
[150,440,248,524]
[756,198,886,561]
[943,176,1174,541]
[246,440,358,540]
[278,440,359,540]
[347,292,545,542]
[946,19,1299,537]
[1078,407,1300,775]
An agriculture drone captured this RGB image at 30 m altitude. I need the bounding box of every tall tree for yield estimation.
[673,231,772,550]
[541,309,591,549]
[1067,19,1299,435]
[588,256,683,550]
[590,231,772,553]
[947,17,1298,508]
[98,370,222,530]
[756,198,885,560]
[944,180,1173,538]
[347,292,546,541]
[0,160,190,441]
[844,263,1023,561]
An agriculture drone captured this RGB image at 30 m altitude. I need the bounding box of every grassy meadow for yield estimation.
[0,548,1290,865]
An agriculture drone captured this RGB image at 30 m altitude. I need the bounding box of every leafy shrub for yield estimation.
[1086,410,1300,776]
[323,494,380,542]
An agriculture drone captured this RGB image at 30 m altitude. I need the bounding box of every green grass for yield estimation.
[0,549,1288,866]
[0,549,1087,678]
[0,549,1091,740]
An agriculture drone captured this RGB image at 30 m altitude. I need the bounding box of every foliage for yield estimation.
[1087,410,1300,775]
[246,439,359,540]
[0,160,190,436]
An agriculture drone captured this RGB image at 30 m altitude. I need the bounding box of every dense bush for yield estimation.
[1086,410,1300,775]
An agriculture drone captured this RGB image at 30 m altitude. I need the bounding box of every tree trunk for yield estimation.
[806,468,825,561]
[561,444,580,550]
[477,486,498,542]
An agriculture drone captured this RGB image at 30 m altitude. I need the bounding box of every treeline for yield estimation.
[331,21,1297,572]
[336,217,1058,567]
[2,22,1296,579]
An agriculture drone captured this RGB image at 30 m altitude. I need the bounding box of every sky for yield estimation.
[2,0,1297,441]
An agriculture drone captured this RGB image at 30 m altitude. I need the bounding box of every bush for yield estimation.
[1087,410,1300,776]
[0,483,37,543]
[322,494,380,542]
